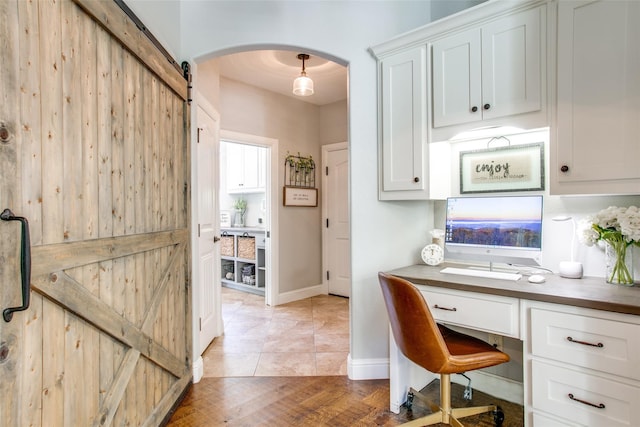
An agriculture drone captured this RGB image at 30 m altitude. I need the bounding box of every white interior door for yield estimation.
[323,143,350,297]
[196,103,222,355]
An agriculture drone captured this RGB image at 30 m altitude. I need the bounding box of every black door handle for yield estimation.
[1,209,31,322]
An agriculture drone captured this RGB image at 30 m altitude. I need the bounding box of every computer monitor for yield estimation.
[444,195,543,266]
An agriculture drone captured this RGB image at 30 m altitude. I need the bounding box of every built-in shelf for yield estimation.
[220,228,266,296]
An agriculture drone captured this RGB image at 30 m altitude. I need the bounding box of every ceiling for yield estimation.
[214,50,348,106]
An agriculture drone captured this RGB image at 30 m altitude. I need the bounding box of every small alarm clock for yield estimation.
[421,244,444,266]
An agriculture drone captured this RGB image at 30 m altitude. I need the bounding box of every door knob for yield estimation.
[213,236,220,243]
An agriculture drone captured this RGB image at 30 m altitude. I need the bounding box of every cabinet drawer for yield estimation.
[532,412,578,427]
[530,308,640,380]
[419,287,519,338]
[531,360,640,427]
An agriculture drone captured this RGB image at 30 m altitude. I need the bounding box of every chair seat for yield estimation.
[438,324,511,374]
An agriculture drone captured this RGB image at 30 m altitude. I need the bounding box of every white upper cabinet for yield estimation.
[378,45,430,200]
[432,6,543,132]
[371,0,548,200]
[226,143,266,194]
[551,0,640,195]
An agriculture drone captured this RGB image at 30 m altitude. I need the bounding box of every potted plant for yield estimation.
[233,198,247,227]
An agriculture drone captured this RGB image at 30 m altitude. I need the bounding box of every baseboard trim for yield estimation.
[193,356,203,383]
[275,283,326,305]
[347,354,389,380]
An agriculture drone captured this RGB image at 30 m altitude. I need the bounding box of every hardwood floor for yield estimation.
[167,288,523,426]
[166,377,523,426]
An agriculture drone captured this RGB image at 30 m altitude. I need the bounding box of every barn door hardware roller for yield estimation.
[1,209,31,322]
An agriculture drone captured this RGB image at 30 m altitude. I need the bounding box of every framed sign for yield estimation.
[283,186,318,207]
[220,210,231,228]
[460,142,544,194]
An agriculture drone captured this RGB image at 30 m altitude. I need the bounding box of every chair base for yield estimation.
[402,374,503,427]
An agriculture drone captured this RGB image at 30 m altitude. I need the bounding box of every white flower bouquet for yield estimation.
[580,206,640,285]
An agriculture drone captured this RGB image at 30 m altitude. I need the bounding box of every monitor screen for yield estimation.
[444,195,543,266]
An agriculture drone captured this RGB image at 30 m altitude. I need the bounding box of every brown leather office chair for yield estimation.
[378,272,510,427]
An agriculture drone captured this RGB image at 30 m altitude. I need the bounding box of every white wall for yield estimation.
[319,100,348,145]
[171,0,435,376]
[218,77,324,293]
[130,0,640,382]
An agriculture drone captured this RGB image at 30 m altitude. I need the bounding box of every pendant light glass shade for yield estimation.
[293,54,314,96]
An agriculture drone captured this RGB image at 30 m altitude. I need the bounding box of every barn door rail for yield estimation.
[1,209,31,322]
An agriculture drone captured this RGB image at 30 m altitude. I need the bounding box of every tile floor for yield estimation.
[202,287,350,377]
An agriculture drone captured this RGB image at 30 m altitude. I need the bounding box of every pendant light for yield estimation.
[293,53,314,96]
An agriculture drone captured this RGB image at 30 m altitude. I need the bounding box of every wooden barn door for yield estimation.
[0,1,191,426]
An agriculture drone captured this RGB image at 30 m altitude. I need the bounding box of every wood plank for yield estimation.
[32,266,187,378]
[143,374,192,427]
[132,57,148,416]
[0,1,25,425]
[93,349,140,427]
[40,0,64,246]
[30,229,187,276]
[71,0,187,101]
[79,8,101,419]
[62,0,83,244]
[61,6,86,424]
[38,1,66,424]
[93,240,184,427]
[18,0,43,247]
[142,67,156,416]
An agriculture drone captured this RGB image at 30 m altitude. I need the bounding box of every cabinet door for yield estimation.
[242,144,260,190]
[432,28,482,128]
[226,142,245,192]
[481,6,542,120]
[553,0,640,194]
[380,46,429,196]
[226,143,265,193]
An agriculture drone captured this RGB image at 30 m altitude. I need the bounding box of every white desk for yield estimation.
[386,264,640,427]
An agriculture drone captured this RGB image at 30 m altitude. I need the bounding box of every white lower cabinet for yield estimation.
[532,360,640,427]
[526,302,640,426]
[419,286,520,338]
[220,229,266,295]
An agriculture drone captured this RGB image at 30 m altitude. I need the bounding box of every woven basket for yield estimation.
[238,234,256,260]
[220,232,235,257]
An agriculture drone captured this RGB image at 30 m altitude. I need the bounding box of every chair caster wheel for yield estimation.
[493,406,505,426]
[406,391,414,410]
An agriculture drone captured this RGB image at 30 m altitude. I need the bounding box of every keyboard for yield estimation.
[439,267,522,281]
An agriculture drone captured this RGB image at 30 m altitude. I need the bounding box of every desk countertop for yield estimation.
[221,227,265,233]
[387,264,640,316]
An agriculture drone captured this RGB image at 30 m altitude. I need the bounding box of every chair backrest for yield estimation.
[378,272,451,373]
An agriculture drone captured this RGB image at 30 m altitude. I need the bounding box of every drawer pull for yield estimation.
[568,393,605,409]
[434,304,457,312]
[567,336,604,348]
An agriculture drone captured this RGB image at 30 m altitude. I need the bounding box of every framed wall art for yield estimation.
[460,142,545,194]
[220,210,231,228]
[283,186,318,207]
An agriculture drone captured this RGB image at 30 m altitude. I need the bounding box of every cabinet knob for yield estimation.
[413,177,420,183]
[483,103,491,110]
[471,106,478,113]
[560,165,570,173]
